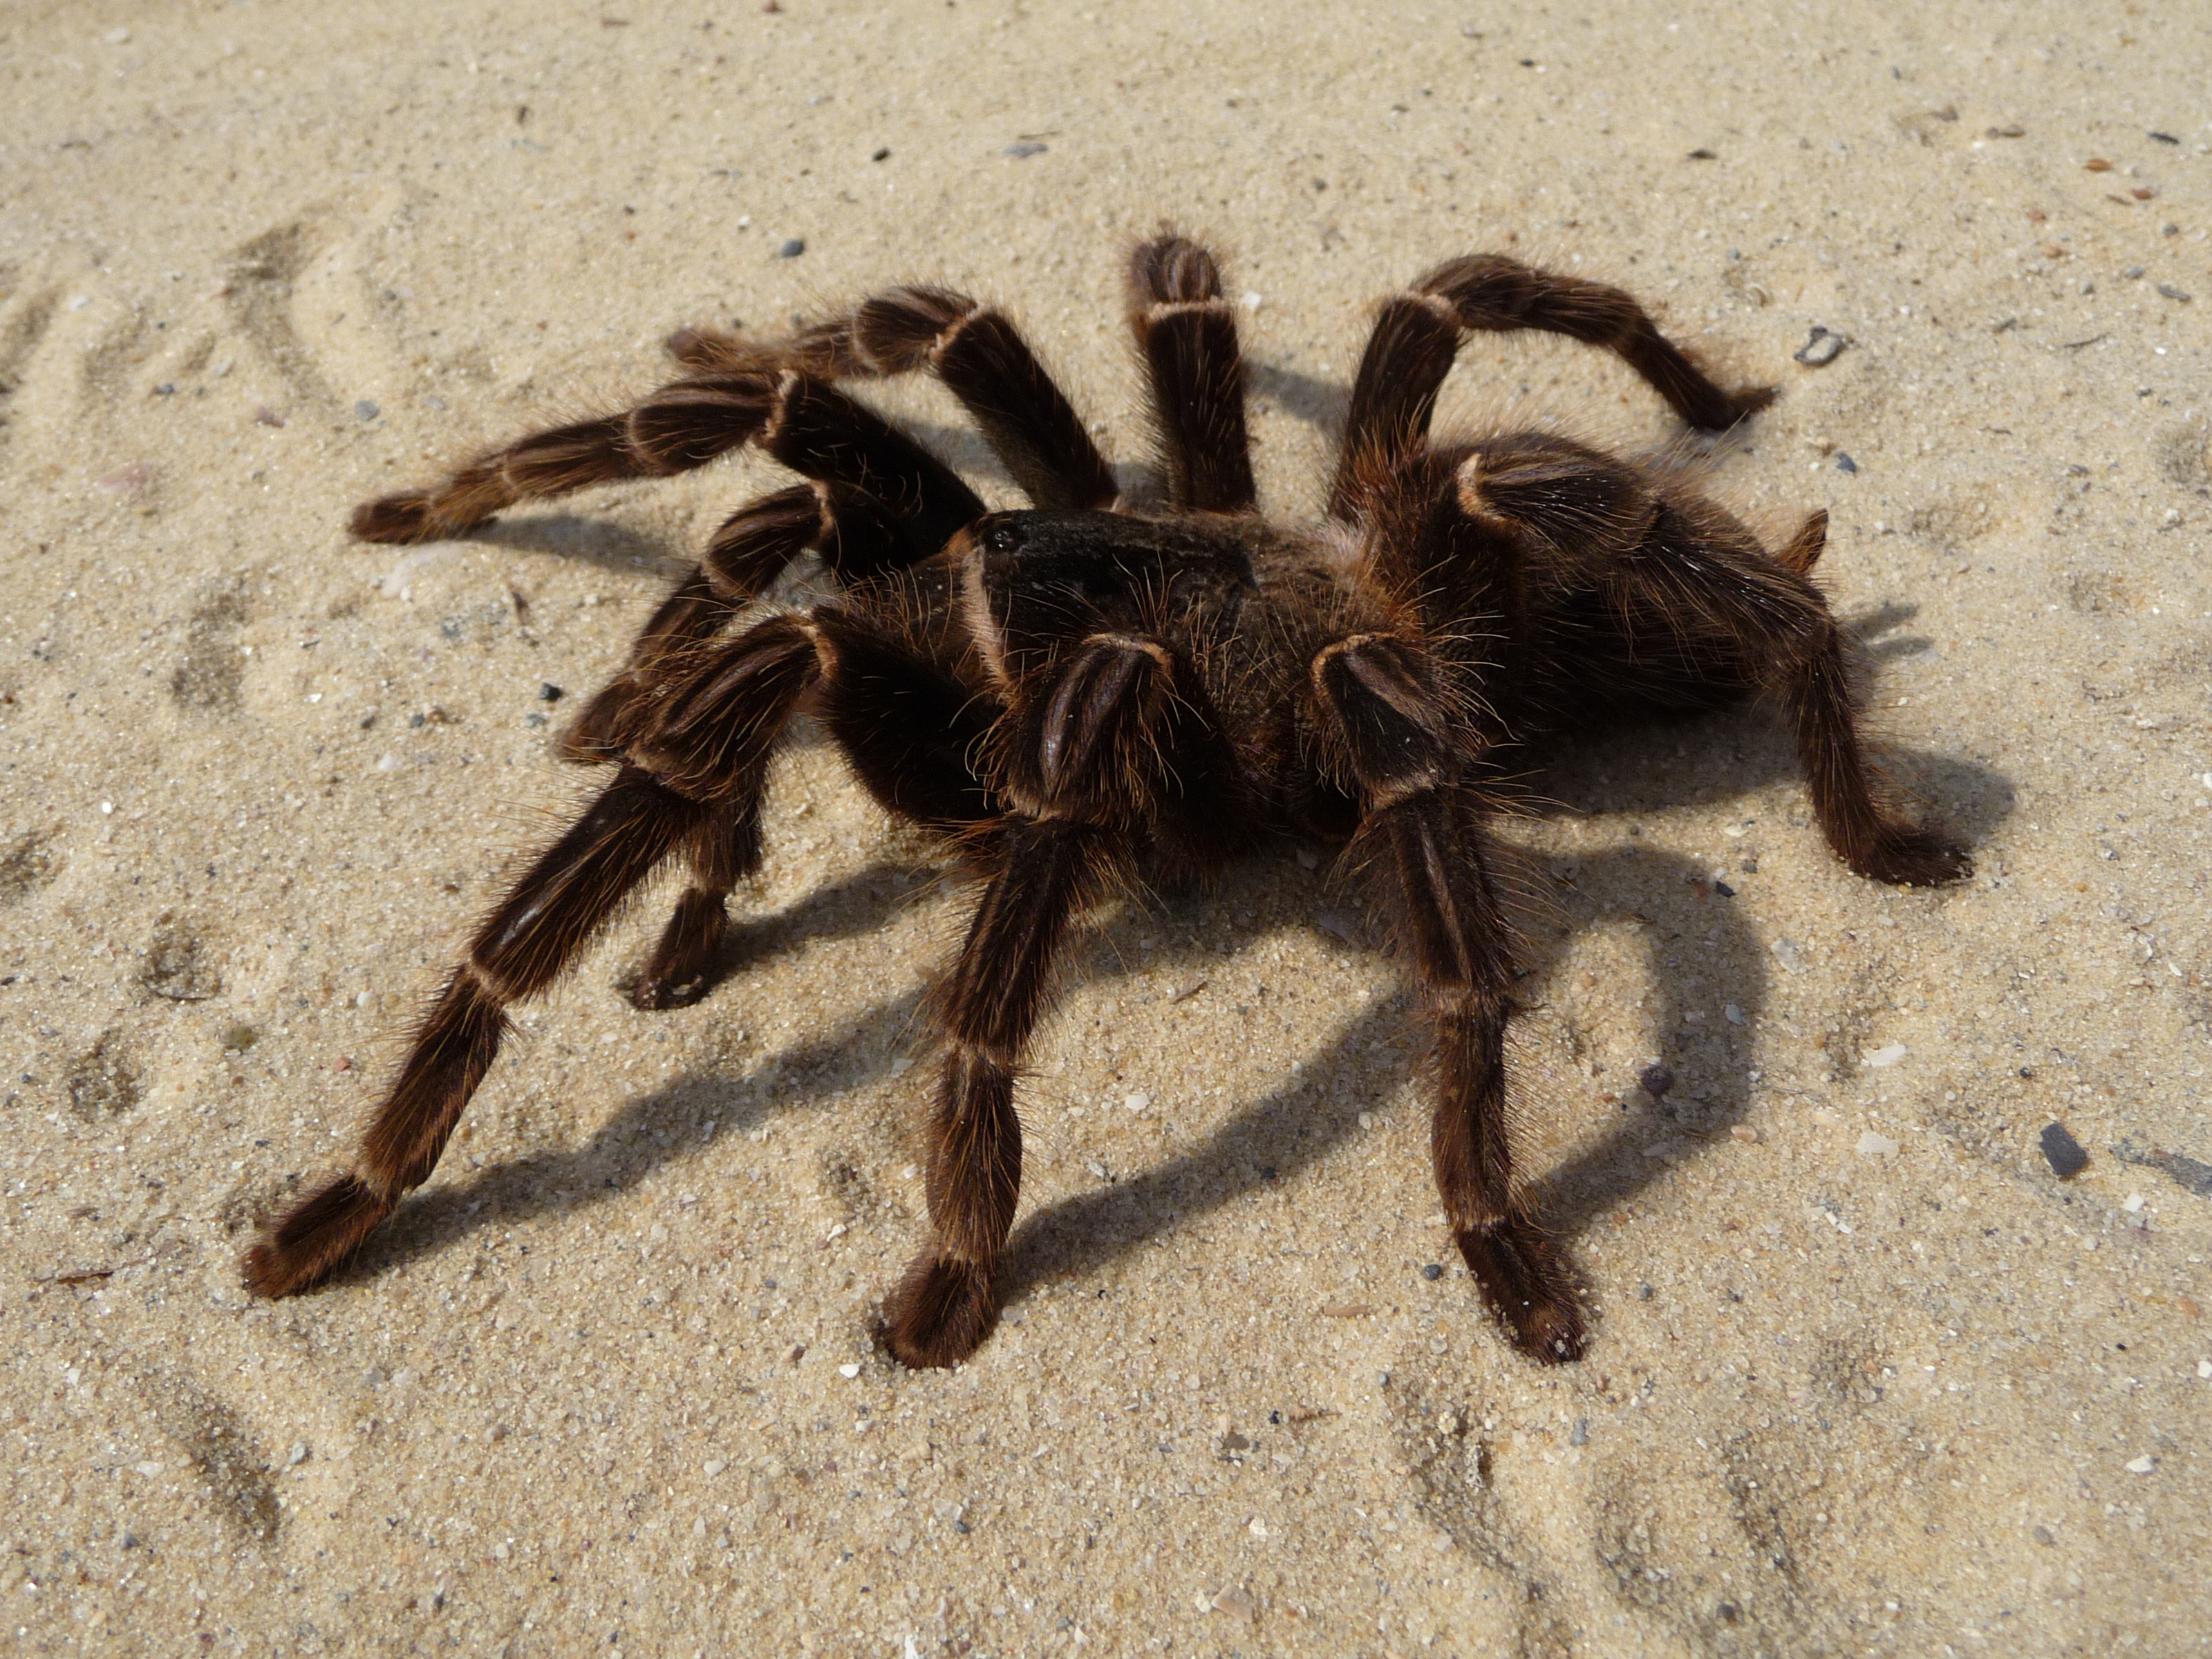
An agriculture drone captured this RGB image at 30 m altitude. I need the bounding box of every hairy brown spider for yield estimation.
[243,234,1969,1369]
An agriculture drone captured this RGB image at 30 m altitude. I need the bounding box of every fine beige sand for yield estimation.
[4,2,2209,1653]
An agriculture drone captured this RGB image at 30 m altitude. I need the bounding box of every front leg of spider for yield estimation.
[885,619,1193,1368]
[1311,629,1588,1363]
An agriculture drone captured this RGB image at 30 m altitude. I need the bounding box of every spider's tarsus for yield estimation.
[629,888,732,1010]
[1456,1222,1589,1365]
[884,1255,1000,1370]
[1860,830,1974,888]
[241,1174,396,1300]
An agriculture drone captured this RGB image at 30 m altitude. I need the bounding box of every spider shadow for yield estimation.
[335,862,942,1283]
[1247,359,1349,433]
[469,514,692,577]
[996,840,1771,1305]
[1527,630,2015,854]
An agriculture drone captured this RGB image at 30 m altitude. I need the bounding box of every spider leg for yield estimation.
[351,366,982,549]
[1310,628,1588,1364]
[675,290,1116,512]
[1764,515,1973,886]
[1331,254,1774,519]
[1436,444,1970,886]
[242,613,827,1297]
[1126,233,1257,513]
[885,627,1230,1367]
[550,480,938,1007]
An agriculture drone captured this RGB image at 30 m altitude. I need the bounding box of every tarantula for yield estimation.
[243,233,1969,1369]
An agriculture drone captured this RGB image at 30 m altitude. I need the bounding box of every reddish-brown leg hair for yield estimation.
[670,287,1116,512]
[1331,254,1775,520]
[352,367,982,548]
[553,478,928,1006]
[243,615,830,1297]
[1310,628,1588,1362]
[883,629,1219,1367]
[1127,234,1257,514]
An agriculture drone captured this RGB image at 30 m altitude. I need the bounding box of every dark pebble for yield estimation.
[2040,1122,2090,1179]
[1003,141,1047,160]
[1793,325,1846,367]
[871,147,890,161]
[1421,1263,1444,1282]
[538,682,565,702]
[1717,1601,1741,1625]
[1713,879,1736,897]
[154,382,176,395]
[778,238,805,259]
[1259,1164,1277,1180]
[1834,452,1858,474]
[2148,130,2180,144]
[2156,283,2192,303]
[355,400,380,421]
[2018,1066,2035,1079]
[1687,147,1718,160]
[1637,1063,1675,1099]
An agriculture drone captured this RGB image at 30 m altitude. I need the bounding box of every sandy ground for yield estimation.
[3,1,2209,1653]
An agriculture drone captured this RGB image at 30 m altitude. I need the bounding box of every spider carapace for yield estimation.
[244,234,1969,1369]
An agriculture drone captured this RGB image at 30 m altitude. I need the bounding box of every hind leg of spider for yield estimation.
[1311,628,1586,1362]
[241,615,828,1297]
[1332,254,1773,518]
[1777,534,1972,886]
[1605,500,1970,888]
[1126,233,1257,513]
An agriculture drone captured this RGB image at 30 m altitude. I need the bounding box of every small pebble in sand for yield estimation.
[2197,1360,2211,1380]
[1834,453,1858,474]
[538,682,564,702]
[2124,1454,2155,1474]
[2156,283,2192,303]
[838,1363,860,1378]
[1637,1063,1674,1099]
[1421,1263,1443,1281]
[778,238,805,259]
[871,147,890,161]
[1856,1131,1900,1159]
[1863,1043,1907,1069]
[1123,1091,1150,1113]
[1793,326,1846,366]
[1570,1418,1588,1446]
[2040,1122,2090,1179]
[1004,141,1048,160]
[1770,937,1808,973]
[355,400,379,421]
[1730,1125,1759,1144]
